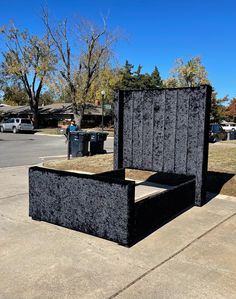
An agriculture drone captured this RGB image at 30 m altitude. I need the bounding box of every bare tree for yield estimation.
[43,10,118,128]
[0,24,56,128]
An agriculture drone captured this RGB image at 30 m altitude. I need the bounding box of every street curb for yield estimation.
[34,132,114,139]
[0,163,44,170]
[34,133,64,137]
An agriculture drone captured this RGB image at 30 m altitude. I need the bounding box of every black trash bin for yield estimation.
[69,131,90,157]
[89,132,108,155]
[227,131,236,140]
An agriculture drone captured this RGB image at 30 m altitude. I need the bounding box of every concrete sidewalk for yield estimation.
[0,165,236,299]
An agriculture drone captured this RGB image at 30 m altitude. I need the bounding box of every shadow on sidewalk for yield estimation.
[133,171,235,245]
[206,171,235,196]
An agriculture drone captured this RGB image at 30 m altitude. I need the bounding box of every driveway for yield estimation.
[0,133,67,167]
[0,133,114,167]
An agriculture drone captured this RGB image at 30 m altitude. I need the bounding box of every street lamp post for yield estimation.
[101,90,105,131]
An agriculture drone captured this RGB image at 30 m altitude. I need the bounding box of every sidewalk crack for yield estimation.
[0,193,28,201]
[108,212,236,299]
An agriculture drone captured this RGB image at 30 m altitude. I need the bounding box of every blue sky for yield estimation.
[0,0,235,99]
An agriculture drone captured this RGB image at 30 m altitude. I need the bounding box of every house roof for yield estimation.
[0,103,102,116]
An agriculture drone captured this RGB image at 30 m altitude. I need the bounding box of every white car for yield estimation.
[0,118,34,133]
[221,122,236,132]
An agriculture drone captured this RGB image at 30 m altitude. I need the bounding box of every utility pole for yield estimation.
[101,90,105,131]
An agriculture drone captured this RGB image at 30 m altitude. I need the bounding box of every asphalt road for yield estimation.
[0,133,114,168]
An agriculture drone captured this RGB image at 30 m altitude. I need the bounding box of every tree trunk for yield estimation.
[70,88,84,130]
[30,96,40,129]
[33,111,40,129]
[76,106,85,130]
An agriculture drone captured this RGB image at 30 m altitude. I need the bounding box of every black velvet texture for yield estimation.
[29,167,135,246]
[114,86,212,206]
[29,167,195,246]
[29,86,211,245]
[135,179,196,242]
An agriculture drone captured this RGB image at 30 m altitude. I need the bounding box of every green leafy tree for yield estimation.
[163,56,210,88]
[93,68,122,103]
[211,91,228,122]
[151,66,162,88]
[2,84,28,106]
[39,90,55,106]
[163,77,179,88]
[133,65,156,89]
[115,60,135,89]
[116,61,162,90]
[0,24,56,128]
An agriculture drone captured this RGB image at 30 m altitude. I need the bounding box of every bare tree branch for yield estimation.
[0,23,56,127]
[42,9,119,128]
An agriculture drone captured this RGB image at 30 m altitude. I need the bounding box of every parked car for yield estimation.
[209,123,227,143]
[0,118,34,133]
[221,122,236,132]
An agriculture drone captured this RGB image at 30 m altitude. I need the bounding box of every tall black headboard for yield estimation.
[114,85,212,206]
